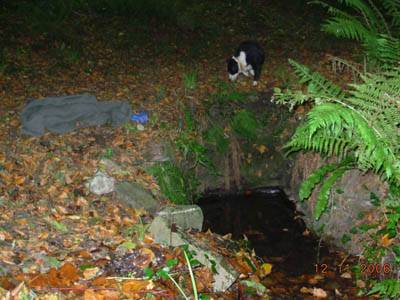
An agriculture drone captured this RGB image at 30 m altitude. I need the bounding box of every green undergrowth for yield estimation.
[149,79,275,203]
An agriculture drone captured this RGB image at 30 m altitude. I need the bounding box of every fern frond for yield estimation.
[288,60,345,98]
[286,130,353,157]
[299,158,353,201]
[315,165,349,220]
[382,0,400,27]
[272,88,310,111]
[322,15,375,41]
[339,0,386,32]
[285,99,399,183]
[371,34,400,63]
[316,0,400,65]
[306,103,355,138]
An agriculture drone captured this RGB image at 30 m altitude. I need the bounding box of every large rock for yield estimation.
[115,182,159,213]
[149,217,238,292]
[290,152,388,254]
[156,205,203,231]
[87,171,115,195]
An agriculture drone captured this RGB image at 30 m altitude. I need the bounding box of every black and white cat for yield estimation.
[227,41,265,86]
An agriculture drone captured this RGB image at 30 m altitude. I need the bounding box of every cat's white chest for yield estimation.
[237,51,254,76]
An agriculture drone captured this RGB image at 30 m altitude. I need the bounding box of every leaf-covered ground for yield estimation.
[0,1,372,299]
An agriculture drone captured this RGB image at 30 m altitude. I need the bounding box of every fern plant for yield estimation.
[368,279,400,298]
[313,0,400,66]
[273,60,400,219]
[274,61,400,181]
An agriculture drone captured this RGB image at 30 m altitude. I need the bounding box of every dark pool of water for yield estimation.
[198,188,329,276]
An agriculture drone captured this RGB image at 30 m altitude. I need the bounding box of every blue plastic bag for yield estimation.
[131,112,148,124]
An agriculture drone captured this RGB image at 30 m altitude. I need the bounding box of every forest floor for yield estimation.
[0,1,370,299]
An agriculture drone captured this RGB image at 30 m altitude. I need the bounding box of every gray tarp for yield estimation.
[21,94,132,136]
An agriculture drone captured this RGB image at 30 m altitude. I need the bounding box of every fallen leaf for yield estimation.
[356,279,366,288]
[83,267,100,280]
[312,287,328,298]
[14,175,25,185]
[92,276,107,286]
[78,250,93,259]
[0,231,12,241]
[308,274,324,285]
[84,289,103,300]
[29,274,48,288]
[380,233,393,247]
[59,263,80,285]
[122,280,154,295]
[335,288,342,296]
[256,144,267,154]
[340,272,351,279]
[300,286,312,294]
[258,263,273,278]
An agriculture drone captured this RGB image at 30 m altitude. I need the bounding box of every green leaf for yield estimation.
[120,241,136,250]
[315,167,348,220]
[189,259,201,267]
[45,256,61,268]
[166,258,179,268]
[299,162,341,201]
[156,268,170,280]
[80,264,95,271]
[341,234,351,245]
[242,256,257,272]
[49,220,68,233]
[143,267,154,279]
[241,280,267,294]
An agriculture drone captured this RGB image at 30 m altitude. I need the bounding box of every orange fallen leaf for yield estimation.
[122,280,154,294]
[78,250,92,259]
[92,276,107,287]
[47,268,61,287]
[83,267,100,280]
[137,248,156,268]
[58,191,69,200]
[84,289,103,300]
[29,274,48,288]
[38,232,49,239]
[14,175,26,185]
[380,233,393,247]
[59,263,80,285]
